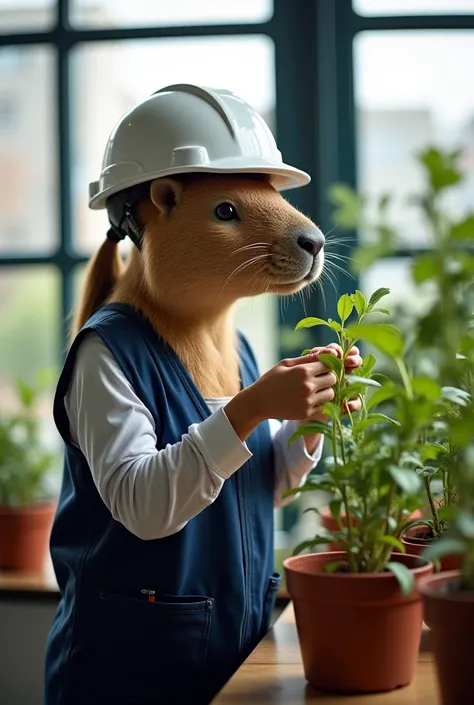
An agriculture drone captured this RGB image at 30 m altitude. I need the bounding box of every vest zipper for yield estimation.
[237,462,252,650]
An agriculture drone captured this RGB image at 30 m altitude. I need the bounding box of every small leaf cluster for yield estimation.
[0,371,60,507]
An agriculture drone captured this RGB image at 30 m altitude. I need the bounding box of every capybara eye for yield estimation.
[215,203,239,222]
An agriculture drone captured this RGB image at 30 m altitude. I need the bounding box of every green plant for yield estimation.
[327,146,474,590]
[283,288,447,595]
[0,371,59,507]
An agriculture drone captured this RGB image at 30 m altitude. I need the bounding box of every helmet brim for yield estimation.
[89,158,311,210]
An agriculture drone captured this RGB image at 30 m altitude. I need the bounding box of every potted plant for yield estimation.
[0,373,59,572]
[419,391,474,705]
[282,288,435,694]
[328,147,473,570]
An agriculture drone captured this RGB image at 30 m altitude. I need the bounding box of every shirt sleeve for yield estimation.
[64,333,252,541]
[268,418,324,508]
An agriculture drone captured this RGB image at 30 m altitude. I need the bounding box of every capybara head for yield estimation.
[135,173,324,312]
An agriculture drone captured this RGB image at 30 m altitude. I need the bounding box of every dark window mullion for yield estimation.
[57,0,73,355]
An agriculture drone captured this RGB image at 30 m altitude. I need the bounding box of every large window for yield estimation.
[2,0,474,547]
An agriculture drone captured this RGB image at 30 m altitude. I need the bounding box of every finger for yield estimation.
[311,386,335,406]
[345,355,363,369]
[347,346,360,356]
[324,343,343,359]
[313,372,338,390]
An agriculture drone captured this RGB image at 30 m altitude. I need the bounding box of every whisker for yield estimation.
[232,242,271,255]
[219,254,271,297]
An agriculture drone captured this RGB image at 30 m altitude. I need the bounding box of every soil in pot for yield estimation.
[420,570,474,705]
[321,508,423,552]
[0,502,56,572]
[401,525,461,572]
[283,551,433,694]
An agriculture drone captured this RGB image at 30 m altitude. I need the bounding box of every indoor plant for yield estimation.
[0,372,59,571]
[329,147,474,569]
[282,288,435,694]
[419,399,474,705]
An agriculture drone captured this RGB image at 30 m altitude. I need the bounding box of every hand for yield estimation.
[224,350,338,441]
[308,343,363,419]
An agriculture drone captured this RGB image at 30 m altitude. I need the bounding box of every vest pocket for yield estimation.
[94,590,214,703]
[259,573,281,638]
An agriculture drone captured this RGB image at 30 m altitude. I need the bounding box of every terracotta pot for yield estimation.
[420,570,474,705]
[283,551,433,694]
[321,508,424,552]
[401,526,462,572]
[0,502,55,572]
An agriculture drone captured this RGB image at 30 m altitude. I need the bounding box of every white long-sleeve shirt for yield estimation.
[64,333,323,541]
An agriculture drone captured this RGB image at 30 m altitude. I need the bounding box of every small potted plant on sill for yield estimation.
[419,396,474,705]
[282,288,436,695]
[328,146,474,571]
[0,372,59,572]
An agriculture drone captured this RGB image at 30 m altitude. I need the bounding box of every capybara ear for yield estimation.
[150,178,183,215]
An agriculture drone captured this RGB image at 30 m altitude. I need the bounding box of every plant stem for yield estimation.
[424,475,441,536]
[395,356,413,398]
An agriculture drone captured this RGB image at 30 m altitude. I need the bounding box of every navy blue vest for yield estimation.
[44,303,280,705]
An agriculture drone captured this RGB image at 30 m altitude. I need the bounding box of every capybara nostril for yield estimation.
[296,230,325,257]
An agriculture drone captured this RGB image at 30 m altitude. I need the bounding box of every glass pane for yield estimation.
[0,0,55,32]
[0,45,57,253]
[354,32,474,247]
[71,0,272,27]
[71,35,275,253]
[354,0,474,15]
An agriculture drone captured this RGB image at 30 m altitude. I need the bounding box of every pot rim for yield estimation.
[419,569,474,603]
[283,550,432,580]
[0,500,57,515]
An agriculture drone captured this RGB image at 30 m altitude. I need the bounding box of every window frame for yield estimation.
[1,0,474,363]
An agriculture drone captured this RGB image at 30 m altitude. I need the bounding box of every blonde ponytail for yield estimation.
[71,238,124,339]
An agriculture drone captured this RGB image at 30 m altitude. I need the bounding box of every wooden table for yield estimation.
[213,604,439,704]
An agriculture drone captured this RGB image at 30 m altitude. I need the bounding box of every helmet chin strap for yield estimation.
[106,184,149,251]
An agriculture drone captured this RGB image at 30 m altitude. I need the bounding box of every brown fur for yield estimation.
[73,175,323,398]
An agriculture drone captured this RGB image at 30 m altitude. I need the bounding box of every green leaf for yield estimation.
[389,466,422,495]
[412,253,439,284]
[455,511,474,539]
[351,290,367,315]
[451,215,474,241]
[322,401,342,421]
[328,320,343,333]
[423,538,466,563]
[366,386,397,411]
[292,536,333,556]
[301,349,313,356]
[329,499,342,523]
[15,380,35,409]
[353,414,399,433]
[318,353,343,374]
[294,421,332,437]
[346,323,404,357]
[381,535,405,552]
[418,147,462,193]
[441,386,471,407]
[323,561,346,574]
[371,308,391,316]
[360,353,376,376]
[337,294,354,323]
[295,317,332,332]
[386,562,414,596]
[368,288,391,307]
[328,183,365,229]
[346,375,381,388]
[412,377,441,401]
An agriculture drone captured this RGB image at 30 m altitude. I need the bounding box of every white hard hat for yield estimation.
[88,83,310,210]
